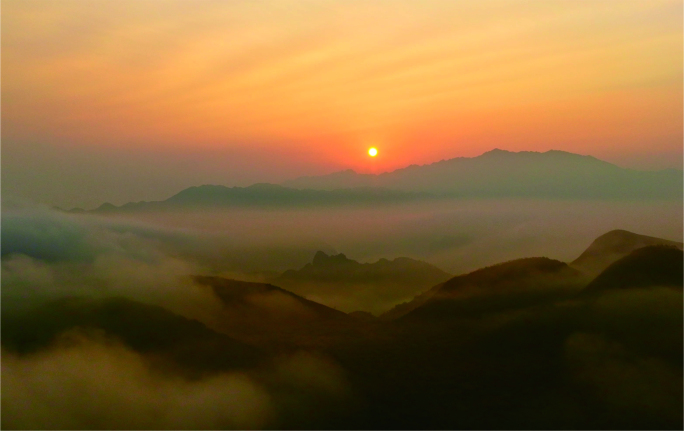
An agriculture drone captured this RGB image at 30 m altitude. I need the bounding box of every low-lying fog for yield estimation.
[4,197,681,310]
[2,197,682,429]
[48,200,684,270]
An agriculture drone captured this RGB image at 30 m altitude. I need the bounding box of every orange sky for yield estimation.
[2,0,682,207]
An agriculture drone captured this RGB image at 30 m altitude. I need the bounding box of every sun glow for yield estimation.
[368,147,378,157]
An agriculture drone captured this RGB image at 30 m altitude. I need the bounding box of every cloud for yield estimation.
[1,333,272,430]
[1,205,681,428]
[1,220,221,326]
[1,206,355,429]
[1,328,354,430]
[2,207,100,262]
[1,207,228,334]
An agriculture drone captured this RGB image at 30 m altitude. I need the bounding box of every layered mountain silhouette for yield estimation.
[583,245,683,293]
[76,184,431,212]
[284,149,683,199]
[382,228,682,321]
[571,229,683,276]
[347,250,683,430]
[351,232,682,429]
[3,227,682,429]
[271,251,452,315]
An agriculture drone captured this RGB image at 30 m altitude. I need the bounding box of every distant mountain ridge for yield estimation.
[73,184,432,213]
[283,149,683,199]
[69,149,682,212]
[277,251,451,284]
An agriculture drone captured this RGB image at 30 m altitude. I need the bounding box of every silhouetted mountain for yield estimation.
[572,229,683,276]
[439,257,579,294]
[583,245,683,293]
[191,276,376,350]
[398,257,583,320]
[1,296,264,376]
[193,275,349,321]
[272,251,452,314]
[283,149,683,199]
[77,184,432,212]
[70,149,683,213]
[382,230,682,320]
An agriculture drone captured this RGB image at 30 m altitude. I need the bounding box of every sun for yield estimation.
[368,147,378,157]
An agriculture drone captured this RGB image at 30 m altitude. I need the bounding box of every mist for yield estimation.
[1,203,356,429]
[2,200,682,429]
[2,197,682,429]
[4,0,682,427]
[2,332,352,430]
[60,198,682,276]
[3,197,681,311]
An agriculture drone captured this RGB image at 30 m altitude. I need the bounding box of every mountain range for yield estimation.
[70,149,683,212]
[74,184,431,213]
[284,149,682,199]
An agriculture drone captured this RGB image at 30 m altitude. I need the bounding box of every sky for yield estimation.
[2,0,682,208]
